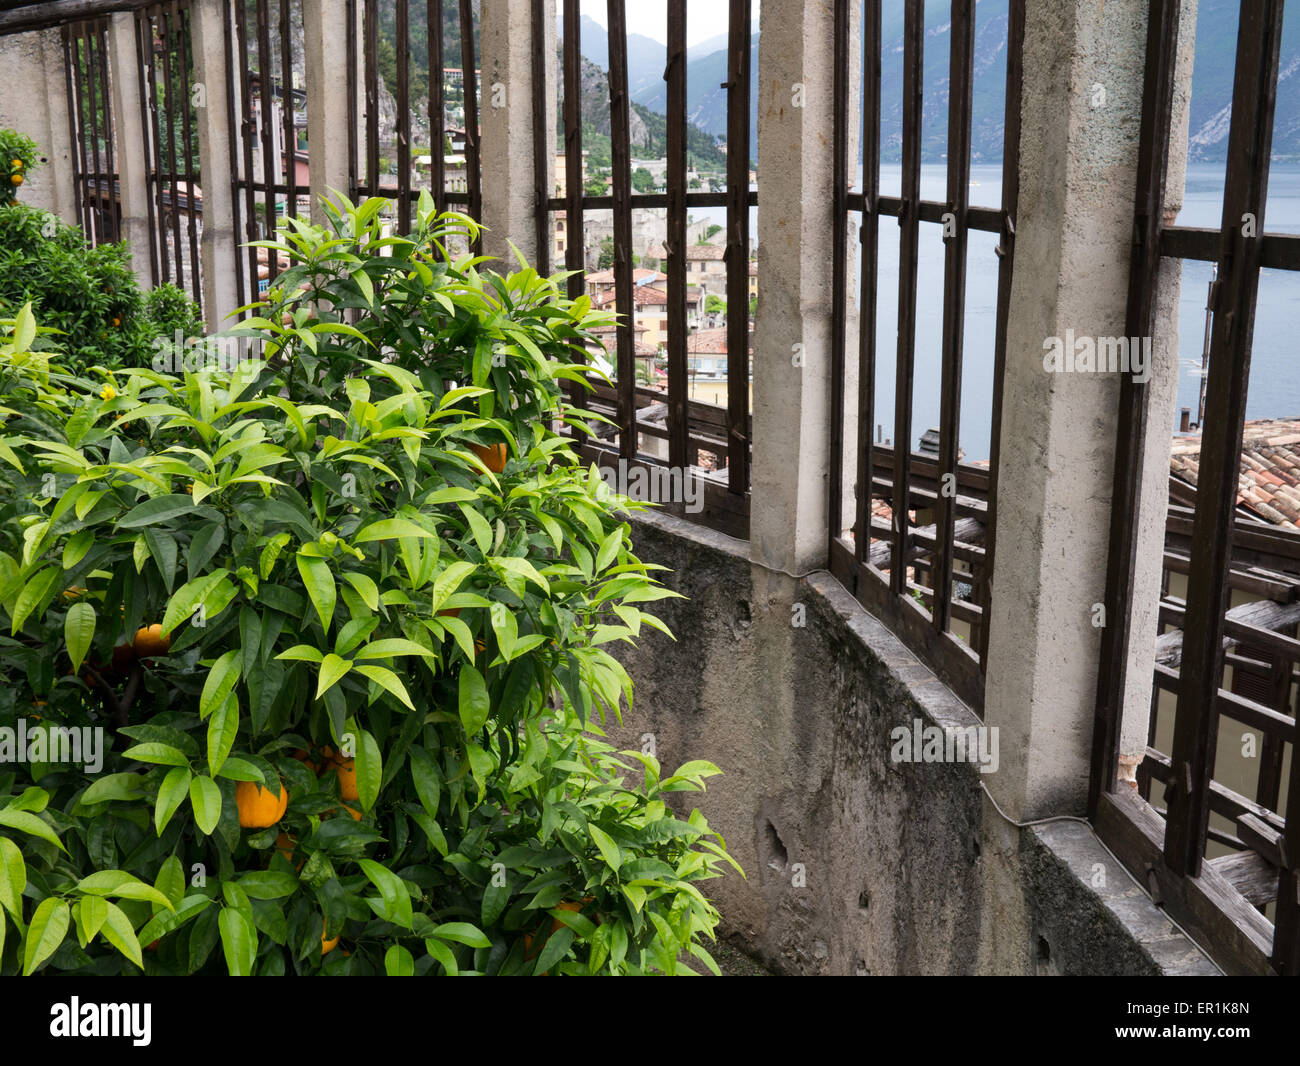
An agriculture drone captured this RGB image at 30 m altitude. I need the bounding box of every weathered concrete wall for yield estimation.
[0,29,76,223]
[607,511,1217,976]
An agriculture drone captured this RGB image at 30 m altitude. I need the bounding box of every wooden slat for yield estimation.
[1096,788,1273,975]
[889,1,923,597]
[1154,598,1300,667]
[1209,850,1279,908]
[530,0,548,273]
[664,0,687,470]
[176,2,201,305]
[256,0,277,270]
[933,0,974,635]
[426,0,445,215]
[458,0,481,250]
[562,0,583,299]
[723,0,751,495]
[396,0,411,233]
[829,0,849,540]
[605,0,635,460]
[136,10,162,285]
[1166,0,1284,882]
[853,0,882,566]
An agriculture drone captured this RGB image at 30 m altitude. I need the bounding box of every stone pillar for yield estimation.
[1118,0,1200,781]
[190,0,240,331]
[303,0,353,225]
[106,12,154,288]
[479,0,555,266]
[982,0,1153,819]
[0,29,77,223]
[750,0,838,574]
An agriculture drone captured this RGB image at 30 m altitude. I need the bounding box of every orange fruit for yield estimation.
[292,748,321,774]
[235,779,289,827]
[274,830,303,870]
[468,441,508,473]
[10,174,22,186]
[61,586,87,601]
[341,803,362,821]
[335,757,358,801]
[110,642,134,672]
[322,920,340,955]
[132,623,170,658]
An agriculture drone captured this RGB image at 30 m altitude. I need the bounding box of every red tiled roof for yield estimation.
[685,243,726,261]
[1170,417,1300,528]
[584,266,661,287]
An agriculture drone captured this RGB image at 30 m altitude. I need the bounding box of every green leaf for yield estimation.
[588,824,622,871]
[355,518,437,543]
[207,693,239,777]
[358,859,413,929]
[64,601,96,674]
[297,553,337,632]
[354,664,414,709]
[218,907,257,976]
[354,638,435,660]
[118,493,197,528]
[384,944,415,976]
[0,808,65,851]
[122,742,189,767]
[22,897,69,975]
[77,869,174,909]
[429,921,491,948]
[342,571,379,611]
[11,566,58,633]
[315,653,352,698]
[236,871,298,900]
[199,648,241,720]
[595,526,623,573]
[100,901,143,969]
[458,664,490,736]
[78,895,108,944]
[534,925,575,974]
[354,729,382,812]
[79,773,145,807]
[0,837,26,920]
[189,774,222,835]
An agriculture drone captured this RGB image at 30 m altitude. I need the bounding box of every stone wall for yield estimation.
[604,511,1218,976]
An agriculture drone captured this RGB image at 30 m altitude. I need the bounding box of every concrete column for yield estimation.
[106,12,154,288]
[479,0,555,266]
[190,0,240,330]
[983,0,1151,820]
[0,29,77,223]
[1118,0,1200,781]
[303,0,353,225]
[750,0,838,574]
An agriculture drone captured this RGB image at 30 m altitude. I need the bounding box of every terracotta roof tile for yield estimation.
[1171,417,1300,529]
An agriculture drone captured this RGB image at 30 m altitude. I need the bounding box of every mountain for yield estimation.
[574,14,666,101]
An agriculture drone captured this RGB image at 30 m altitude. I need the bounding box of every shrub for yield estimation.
[0,194,739,976]
[0,130,37,208]
[0,194,201,372]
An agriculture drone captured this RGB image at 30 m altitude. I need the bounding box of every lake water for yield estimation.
[697,162,1300,460]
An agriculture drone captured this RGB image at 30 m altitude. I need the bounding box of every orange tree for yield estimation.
[0,195,740,976]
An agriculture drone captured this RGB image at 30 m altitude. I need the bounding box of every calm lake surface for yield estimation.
[698,162,1300,460]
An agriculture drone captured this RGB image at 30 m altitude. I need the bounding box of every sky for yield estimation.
[573,1,760,48]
